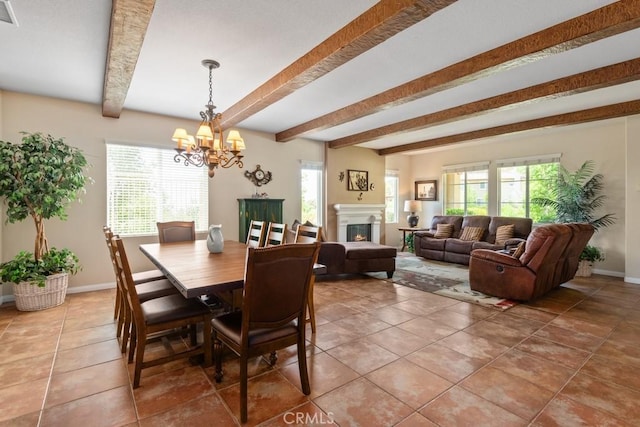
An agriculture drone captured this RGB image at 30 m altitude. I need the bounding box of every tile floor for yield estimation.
[0,270,639,426]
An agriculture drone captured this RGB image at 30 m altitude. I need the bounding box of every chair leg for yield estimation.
[133,329,147,388]
[114,286,121,321]
[121,308,131,354]
[269,351,278,366]
[240,354,248,423]
[116,292,126,339]
[213,333,223,383]
[297,337,311,395]
[202,318,212,367]
[128,324,137,364]
[189,324,197,347]
[307,276,317,334]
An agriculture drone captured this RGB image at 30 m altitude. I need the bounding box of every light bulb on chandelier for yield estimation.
[172,59,245,178]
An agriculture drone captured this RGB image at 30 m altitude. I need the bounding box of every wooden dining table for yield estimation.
[139,240,248,298]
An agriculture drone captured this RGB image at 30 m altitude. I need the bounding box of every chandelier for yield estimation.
[172,59,245,178]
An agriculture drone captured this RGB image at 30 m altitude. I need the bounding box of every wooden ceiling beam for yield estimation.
[219,0,457,129]
[377,100,640,156]
[102,0,155,118]
[277,0,640,142]
[329,58,640,148]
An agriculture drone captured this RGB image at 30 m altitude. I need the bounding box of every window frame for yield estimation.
[442,162,489,216]
[300,160,324,225]
[497,154,561,222]
[105,141,209,237]
[385,170,399,224]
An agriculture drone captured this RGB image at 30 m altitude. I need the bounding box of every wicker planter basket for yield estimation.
[575,260,593,277]
[13,273,69,311]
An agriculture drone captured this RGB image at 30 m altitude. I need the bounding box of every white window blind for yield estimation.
[442,161,490,173]
[106,142,208,236]
[496,153,562,168]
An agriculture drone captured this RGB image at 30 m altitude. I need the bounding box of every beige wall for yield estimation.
[0,91,324,290]
[626,115,640,283]
[2,90,637,293]
[325,146,385,242]
[387,118,632,277]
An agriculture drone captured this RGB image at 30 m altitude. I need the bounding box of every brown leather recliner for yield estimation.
[469,224,577,301]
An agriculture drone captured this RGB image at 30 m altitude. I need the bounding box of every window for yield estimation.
[497,154,560,223]
[106,142,208,236]
[385,171,399,223]
[300,161,323,224]
[443,162,489,215]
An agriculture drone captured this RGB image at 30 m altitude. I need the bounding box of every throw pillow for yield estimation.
[291,219,301,231]
[434,223,454,239]
[459,226,484,241]
[495,224,515,246]
[512,241,526,259]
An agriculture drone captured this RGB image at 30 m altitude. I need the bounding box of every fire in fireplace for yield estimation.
[346,224,371,242]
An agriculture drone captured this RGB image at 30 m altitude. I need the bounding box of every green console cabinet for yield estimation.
[238,198,284,243]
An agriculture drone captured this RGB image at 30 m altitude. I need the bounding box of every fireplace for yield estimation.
[347,224,371,242]
[334,204,385,243]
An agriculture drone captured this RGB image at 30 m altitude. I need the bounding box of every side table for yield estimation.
[398,227,430,252]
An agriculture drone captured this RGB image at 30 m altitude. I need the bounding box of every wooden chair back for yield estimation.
[245,220,265,248]
[112,235,212,388]
[211,242,321,422]
[157,221,196,243]
[264,222,287,246]
[294,224,322,243]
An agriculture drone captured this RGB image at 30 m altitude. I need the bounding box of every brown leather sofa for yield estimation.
[469,223,594,301]
[414,215,532,265]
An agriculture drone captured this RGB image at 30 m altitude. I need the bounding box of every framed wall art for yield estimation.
[415,179,437,201]
[347,170,369,191]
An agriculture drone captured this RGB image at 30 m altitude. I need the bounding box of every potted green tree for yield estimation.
[0,132,90,310]
[532,160,615,277]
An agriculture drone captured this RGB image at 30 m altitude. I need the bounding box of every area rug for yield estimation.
[368,254,518,311]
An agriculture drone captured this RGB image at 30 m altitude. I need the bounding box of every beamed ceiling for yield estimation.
[1,0,639,155]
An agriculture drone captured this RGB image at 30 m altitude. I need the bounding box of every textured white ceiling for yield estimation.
[1,0,636,154]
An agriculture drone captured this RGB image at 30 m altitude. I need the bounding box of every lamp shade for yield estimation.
[404,200,422,213]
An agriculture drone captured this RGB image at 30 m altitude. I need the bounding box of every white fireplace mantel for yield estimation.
[334,204,385,243]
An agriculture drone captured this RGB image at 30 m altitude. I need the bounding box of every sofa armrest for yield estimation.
[471,249,523,267]
[318,242,346,274]
[503,237,526,250]
[414,231,435,238]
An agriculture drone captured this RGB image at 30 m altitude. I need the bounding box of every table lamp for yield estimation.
[404,200,422,227]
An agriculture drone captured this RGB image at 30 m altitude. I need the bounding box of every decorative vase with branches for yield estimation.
[0,132,90,287]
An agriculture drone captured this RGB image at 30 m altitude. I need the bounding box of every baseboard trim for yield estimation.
[1,282,115,304]
[592,268,624,278]
[623,276,640,285]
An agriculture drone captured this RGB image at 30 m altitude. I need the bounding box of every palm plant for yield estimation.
[531,160,615,231]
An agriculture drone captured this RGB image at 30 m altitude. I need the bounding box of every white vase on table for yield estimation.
[207,224,224,253]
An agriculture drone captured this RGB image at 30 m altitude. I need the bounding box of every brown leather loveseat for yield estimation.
[414,215,533,265]
[469,223,595,301]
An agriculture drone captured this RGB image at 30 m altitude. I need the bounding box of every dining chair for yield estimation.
[112,236,212,388]
[294,224,322,243]
[245,220,265,248]
[293,224,323,332]
[263,222,287,246]
[212,242,321,423]
[157,220,196,243]
[103,226,177,353]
